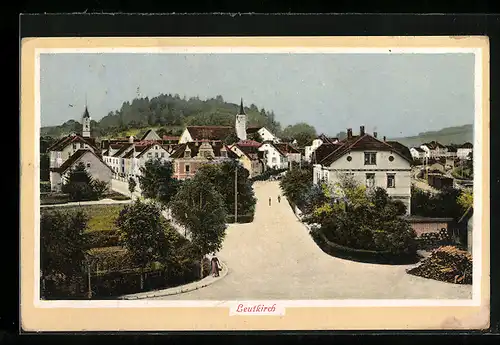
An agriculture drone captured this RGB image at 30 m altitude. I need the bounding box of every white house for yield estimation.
[304,134,339,162]
[421,141,448,159]
[257,127,280,143]
[47,106,111,192]
[457,142,473,160]
[49,149,113,192]
[410,147,426,160]
[258,142,288,170]
[312,126,412,215]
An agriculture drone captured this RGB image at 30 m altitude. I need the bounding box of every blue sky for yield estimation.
[40,53,475,137]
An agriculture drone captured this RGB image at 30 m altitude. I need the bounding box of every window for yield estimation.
[272,157,277,163]
[155,152,158,158]
[387,174,395,188]
[148,153,152,158]
[346,156,352,162]
[161,152,165,158]
[73,143,77,150]
[184,150,191,158]
[388,155,395,162]
[185,165,190,173]
[221,151,227,157]
[365,173,375,188]
[86,163,91,168]
[364,152,376,165]
[80,143,84,148]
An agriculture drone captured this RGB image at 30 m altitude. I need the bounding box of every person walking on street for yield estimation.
[278,195,281,203]
[211,255,221,277]
[269,197,272,206]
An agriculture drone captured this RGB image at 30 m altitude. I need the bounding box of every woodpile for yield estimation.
[407,246,472,284]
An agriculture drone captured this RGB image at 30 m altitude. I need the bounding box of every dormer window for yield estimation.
[221,150,227,158]
[184,150,191,158]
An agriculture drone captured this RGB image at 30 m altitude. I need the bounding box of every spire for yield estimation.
[239,98,245,115]
[82,106,90,118]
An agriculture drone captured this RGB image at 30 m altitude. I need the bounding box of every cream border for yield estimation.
[21,36,490,331]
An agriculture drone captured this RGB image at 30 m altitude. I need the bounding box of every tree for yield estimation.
[457,190,473,212]
[128,177,137,199]
[222,131,240,146]
[40,209,89,296]
[115,200,167,290]
[282,123,317,147]
[62,162,108,201]
[279,167,313,208]
[196,160,257,217]
[169,175,227,277]
[138,159,179,207]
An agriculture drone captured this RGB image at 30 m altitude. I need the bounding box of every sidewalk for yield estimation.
[119,262,228,300]
[40,199,132,208]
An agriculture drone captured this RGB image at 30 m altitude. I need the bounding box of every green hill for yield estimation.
[390,124,473,147]
[41,94,282,139]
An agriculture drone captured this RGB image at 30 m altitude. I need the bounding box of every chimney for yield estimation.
[347,128,353,139]
[383,136,386,142]
[373,132,378,138]
[360,125,365,136]
[128,135,134,144]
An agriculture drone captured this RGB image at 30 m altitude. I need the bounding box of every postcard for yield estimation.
[20,36,490,331]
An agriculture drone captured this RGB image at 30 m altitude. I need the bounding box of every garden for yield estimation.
[279,166,473,284]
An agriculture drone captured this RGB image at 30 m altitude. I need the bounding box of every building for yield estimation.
[410,147,426,160]
[274,143,302,165]
[235,98,247,140]
[457,142,473,160]
[421,141,448,159]
[170,140,238,180]
[178,125,235,144]
[304,134,339,162]
[47,106,112,192]
[258,141,289,170]
[312,126,412,214]
[229,140,266,178]
[446,145,458,159]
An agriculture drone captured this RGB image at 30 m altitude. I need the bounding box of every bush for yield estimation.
[110,194,131,201]
[406,246,472,284]
[84,230,121,249]
[40,193,70,205]
[40,182,51,193]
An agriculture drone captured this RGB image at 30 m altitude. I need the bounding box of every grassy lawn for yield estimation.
[44,204,126,232]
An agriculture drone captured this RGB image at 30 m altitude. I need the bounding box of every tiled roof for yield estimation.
[47,134,98,152]
[135,143,170,158]
[460,142,473,149]
[274,143,301,155]
[412,147,425,152]
[311,143,343,164]
[234,144,262,160]
[170,141,238,160]
[162,135,180,141]
[186,126,235,141]
[246,126,261,134]
[237,139,262,147]
[50,149,112,174]
[112,143,134,157]
[446,146,458,152]
[423,141,446,149]
[139,129,161,141]
[319,134,412,166]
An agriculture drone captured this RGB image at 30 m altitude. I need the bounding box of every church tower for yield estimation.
[235,98,247,140]
[82,105,91,138]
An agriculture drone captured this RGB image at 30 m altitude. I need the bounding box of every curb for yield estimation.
[118,262,228,300]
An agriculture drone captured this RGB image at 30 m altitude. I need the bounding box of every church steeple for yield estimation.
[235,98,247,141]
[239,98,246,115]
[82,103,91,138]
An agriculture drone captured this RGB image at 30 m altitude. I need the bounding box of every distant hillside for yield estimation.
[41,94,282,139]
[390,124,473,148]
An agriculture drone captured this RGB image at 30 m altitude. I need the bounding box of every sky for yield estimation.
[40,53,475,137]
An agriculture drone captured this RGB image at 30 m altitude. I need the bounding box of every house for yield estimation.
[312,126,412,215]
[258,141,289,170]
[170,140,238,180]
[47,106,111,192]
[229,140,265,178]
[304,134,339,162]
[139,128,162,141]
[49,149,113,192]
[274,143,302,165]
[446,145,458,159]
[457,142,473,160]
[178,126,235,144]
[410,147,426,160]
[421,141,448,159]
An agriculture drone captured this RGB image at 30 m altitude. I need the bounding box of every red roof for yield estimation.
[162,135,180,141]
[237,139,262,147]
[47,134,98,152]
[186,126,235,141]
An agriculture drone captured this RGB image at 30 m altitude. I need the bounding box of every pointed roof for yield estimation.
[50,149,112,174]
[239,98,246,115]
[82,106,90,119]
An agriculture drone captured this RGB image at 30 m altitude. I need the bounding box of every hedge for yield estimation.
[40,193,70,205]
[226,214,254,224]
[84,230,121,249]
[105,191,131,201]
[310,228,419,265]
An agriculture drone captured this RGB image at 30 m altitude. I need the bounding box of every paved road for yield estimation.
[152,181,472,300]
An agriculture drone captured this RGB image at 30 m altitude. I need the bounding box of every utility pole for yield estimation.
[234,166,238,223]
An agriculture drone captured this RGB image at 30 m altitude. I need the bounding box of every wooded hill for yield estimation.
[41,94,282,139]
[390,124,473,147]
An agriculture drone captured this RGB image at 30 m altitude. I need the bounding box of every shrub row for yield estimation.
[226,214,254,224]
[406,245,472,284]
[310,228,419,265]
[84,230,121,249]
[40,193,70,205]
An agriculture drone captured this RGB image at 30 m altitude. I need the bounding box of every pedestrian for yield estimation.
[278,195,281,203]
[211,255,221,277]
[269,197,272,206]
